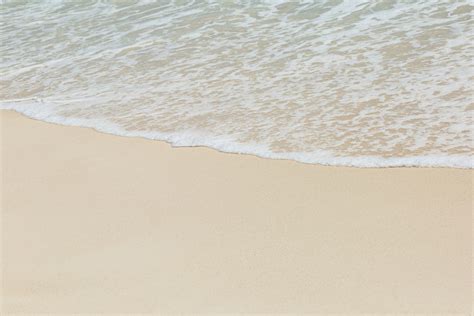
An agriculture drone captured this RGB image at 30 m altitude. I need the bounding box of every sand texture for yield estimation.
[1,110,472,314]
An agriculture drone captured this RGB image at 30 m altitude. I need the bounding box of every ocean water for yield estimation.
[1,0,473,168]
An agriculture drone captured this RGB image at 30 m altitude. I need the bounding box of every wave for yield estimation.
[1,1,473,168]
[1,101,471,169]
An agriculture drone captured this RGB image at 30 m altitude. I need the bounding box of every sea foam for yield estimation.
[1,1,473,168]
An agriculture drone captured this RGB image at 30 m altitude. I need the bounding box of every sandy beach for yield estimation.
[1,109,472,314]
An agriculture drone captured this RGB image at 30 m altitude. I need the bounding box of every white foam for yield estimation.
[1,102,472,169]
[1,1,473,169]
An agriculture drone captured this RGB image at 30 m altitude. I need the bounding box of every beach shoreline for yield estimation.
[1,105,471,170]
[1,109,472,313]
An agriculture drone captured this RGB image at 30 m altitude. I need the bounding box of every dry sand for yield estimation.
[1,110,472,314]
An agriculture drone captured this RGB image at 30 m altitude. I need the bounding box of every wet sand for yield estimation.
[1,110,472,314]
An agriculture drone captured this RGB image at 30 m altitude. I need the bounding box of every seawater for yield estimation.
[1,1,473,168]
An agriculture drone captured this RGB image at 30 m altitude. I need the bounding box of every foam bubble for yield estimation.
[1,1,473,168]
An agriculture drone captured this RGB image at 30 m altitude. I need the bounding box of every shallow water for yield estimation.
[1,0,473,168]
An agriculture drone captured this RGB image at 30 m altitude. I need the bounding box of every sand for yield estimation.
[1,110,472,314]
